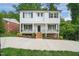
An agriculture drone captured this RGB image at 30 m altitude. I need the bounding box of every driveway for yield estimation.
[1,37,79,52]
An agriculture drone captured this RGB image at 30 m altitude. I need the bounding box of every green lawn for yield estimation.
[1,48,79,56]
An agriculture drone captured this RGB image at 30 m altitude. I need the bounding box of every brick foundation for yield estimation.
[22,33,35,38]
[22,33,58,39]
[43,33,58,39]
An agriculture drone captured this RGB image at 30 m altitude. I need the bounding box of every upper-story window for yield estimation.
[54,12,58,18]
[23,12,25,18]
[49,13,53,18]
[37,12,43,17]
[23,12,33,18]
[49,12,58,18]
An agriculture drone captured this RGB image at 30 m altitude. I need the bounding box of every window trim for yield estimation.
[41,13,43,17]
[24,12,33,18]
[37,12,43,17]
[24,24,32,31]
[48,24,57,31]
[49,12,53,18]
[54,12,58,18]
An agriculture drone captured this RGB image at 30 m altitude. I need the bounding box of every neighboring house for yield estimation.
[3,18,19,32]
[20,11,60,39]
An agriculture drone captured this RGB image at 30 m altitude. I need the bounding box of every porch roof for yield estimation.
[3,18,19,24]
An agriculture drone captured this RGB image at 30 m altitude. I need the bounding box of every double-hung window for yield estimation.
[49,13,53,18]
[23,12,25,18]
[24,24,32,31]
[54,12,58,18]
[37,12,43,17]
[48,24,56,31]
[23,12,33,18]
[49,12,58,18]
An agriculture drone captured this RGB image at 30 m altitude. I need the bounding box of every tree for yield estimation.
[0,12,5,36]
[67,3,79,24]
[14,3,56,11]
[67,3,79,40]
[60,19,79,41]
[6,11,19,21]
[49,3,57,10]
[13,3,41,11]
[73,25,79,41]
[60,20,75,38]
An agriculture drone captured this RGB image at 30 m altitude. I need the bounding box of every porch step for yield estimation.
[36,32,42,39]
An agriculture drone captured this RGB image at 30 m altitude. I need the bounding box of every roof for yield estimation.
[20,10,61,12]
[3,18,19,24]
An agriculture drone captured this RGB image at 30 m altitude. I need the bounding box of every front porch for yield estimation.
[20,23,59,39]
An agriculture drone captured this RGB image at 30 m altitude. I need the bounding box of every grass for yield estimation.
[1,31,18,37]
[1,48,79,56]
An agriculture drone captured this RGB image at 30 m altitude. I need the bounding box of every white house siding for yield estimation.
[20,18,60,24]
[20,11,60,38]
[20,11,60,24]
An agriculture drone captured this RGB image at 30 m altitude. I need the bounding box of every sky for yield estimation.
[0,3,16,12]
[0,3,71,21]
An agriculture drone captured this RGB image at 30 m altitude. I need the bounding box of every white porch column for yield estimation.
[45,24,47,37]
[56,24,58,32]
[20,23,21,33]
[58,24,59,38]
[33,23,34,33]
[22,24,24,32]
[23,24,24,32]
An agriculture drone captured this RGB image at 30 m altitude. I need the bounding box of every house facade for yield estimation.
[20,11,60,39]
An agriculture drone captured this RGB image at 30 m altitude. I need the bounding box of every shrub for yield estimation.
[17,33,22,37]
[60,20,79,41]
[59,36,63,39]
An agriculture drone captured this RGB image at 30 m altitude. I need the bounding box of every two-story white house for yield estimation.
[20,10,60,39]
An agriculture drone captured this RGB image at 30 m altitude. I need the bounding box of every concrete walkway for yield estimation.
[1,37,79,52]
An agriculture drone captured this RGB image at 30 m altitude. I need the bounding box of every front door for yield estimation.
[38,25,41,32]
[36,25,42,39]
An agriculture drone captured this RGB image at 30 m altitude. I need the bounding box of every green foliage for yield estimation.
[14,3,56,11]
[0,25,5,36]
[3,31,18,37]
[1,48,79,56]
[73,25,79,40]
[14,3,41,11]
[67,3,79,24]
[49,3,57,11]
[61,3,79,40]
[6,11,19,21]
[17,33,22,37]
[0,11,19,21]
[0,12,5,36]
[60,19,79,41]
[60,3,79,40]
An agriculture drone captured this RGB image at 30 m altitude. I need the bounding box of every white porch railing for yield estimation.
[21,29,33,33]
[47,30,59,33]
[20,18,60,24]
